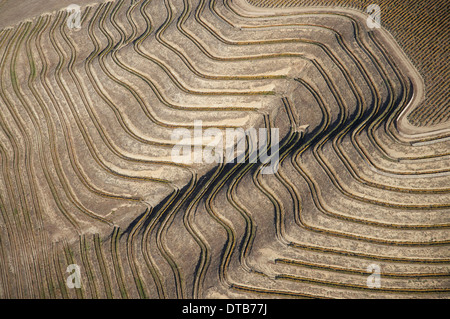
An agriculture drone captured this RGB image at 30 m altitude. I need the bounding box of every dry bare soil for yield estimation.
[0,0,448,298]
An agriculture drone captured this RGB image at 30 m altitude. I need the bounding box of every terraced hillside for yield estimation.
[0,0,449,298]
[246,0,450,131]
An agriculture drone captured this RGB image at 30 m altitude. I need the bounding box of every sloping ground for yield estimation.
[0,0,449,298]
[246,0,450,130]
[0,0,111,29]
